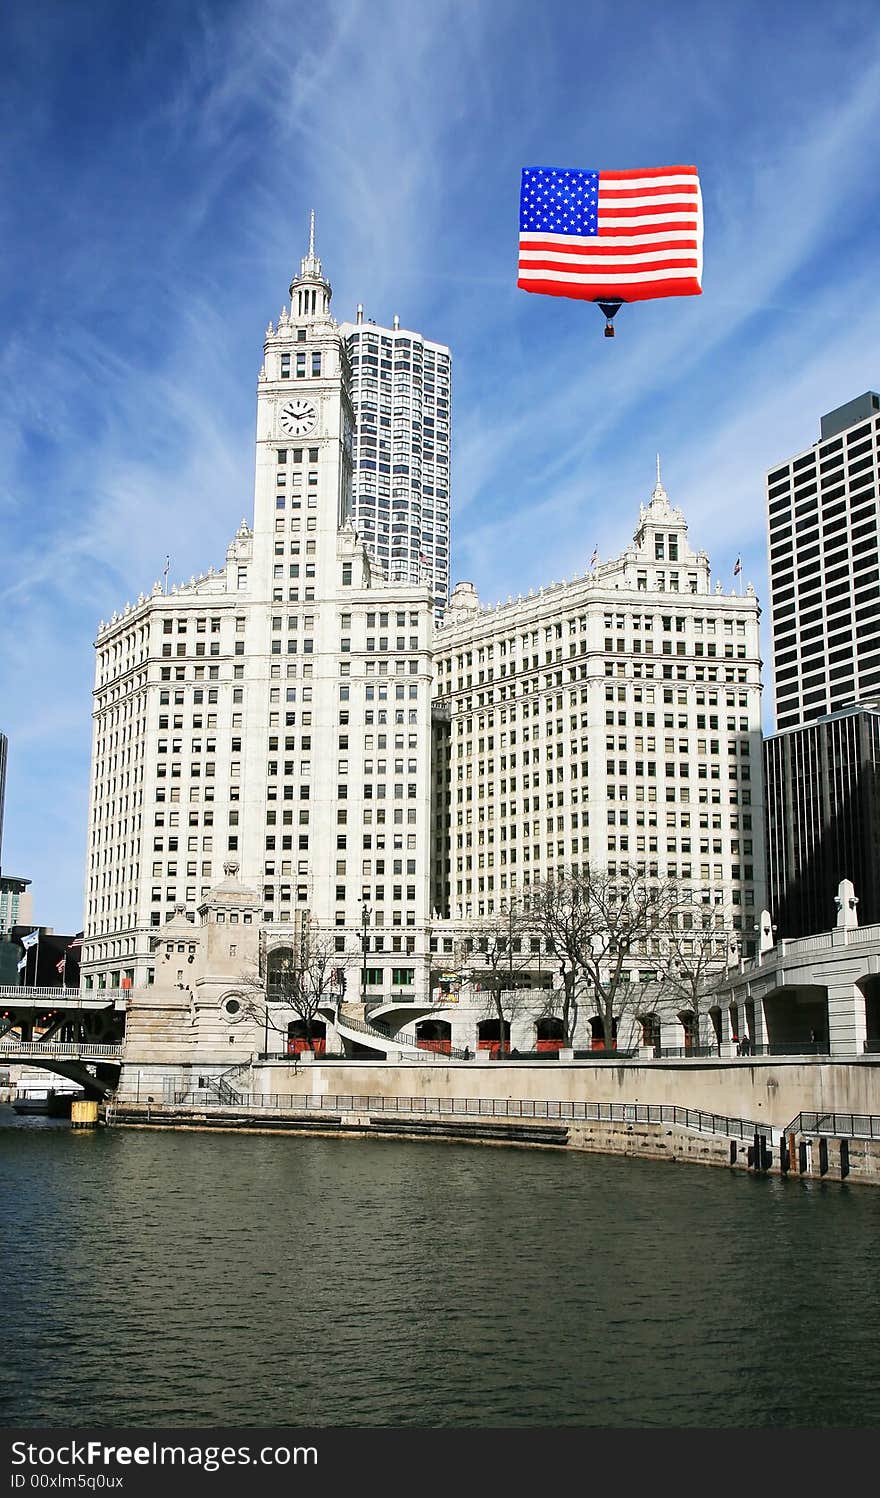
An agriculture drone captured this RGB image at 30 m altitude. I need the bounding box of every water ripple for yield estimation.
[2,1107,879,1427]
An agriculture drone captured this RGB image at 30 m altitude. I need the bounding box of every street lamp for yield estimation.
[500,897,516,995]
[360,900,371,1006]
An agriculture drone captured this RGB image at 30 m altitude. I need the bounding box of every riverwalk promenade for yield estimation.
[104,1054,880,1186]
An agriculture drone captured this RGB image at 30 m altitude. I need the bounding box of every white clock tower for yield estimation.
[84,216,436,1022]
[253,209,354,578]
[247,216,434,983]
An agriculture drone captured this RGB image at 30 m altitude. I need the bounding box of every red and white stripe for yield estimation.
[518,165,702,305]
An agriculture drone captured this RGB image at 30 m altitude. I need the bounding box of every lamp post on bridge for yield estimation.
[360,900,371,1008]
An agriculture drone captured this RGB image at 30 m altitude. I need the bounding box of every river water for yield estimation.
[2,1105,878,1429]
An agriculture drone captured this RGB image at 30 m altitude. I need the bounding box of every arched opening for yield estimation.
[859,975,880,1053]
[638,1013,661,1053]
[762,984,828,1053]
[267,946,298,999]
[287,1020,326,1057]
[728,1003,740,1049]
[744,999,757,1052]
[478,1018,510,1057]
[678,1010,698,1053]
[708,1007,723,1053]
[589,1015,617,1051]
[416,1019,452,1055]
[535,1016,565,1053]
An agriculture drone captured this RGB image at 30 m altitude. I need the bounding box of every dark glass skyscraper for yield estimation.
[763,395,880,936]
[764,706,880,937]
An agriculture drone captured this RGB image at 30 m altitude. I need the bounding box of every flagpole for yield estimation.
[25,930,39,988]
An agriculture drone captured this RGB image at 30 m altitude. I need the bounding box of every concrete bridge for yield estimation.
[720,891,880,1057]
[0,985,126,1097]
[0,1039,123,1097]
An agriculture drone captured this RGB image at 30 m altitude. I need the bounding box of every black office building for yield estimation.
[765,705,880,937]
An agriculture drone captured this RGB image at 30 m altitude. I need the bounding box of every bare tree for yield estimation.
[530,875,591,1046]
[531,865,685,1051]
[461,898,538,1055]
[240,925,350,1053]
[655,905,732,1053]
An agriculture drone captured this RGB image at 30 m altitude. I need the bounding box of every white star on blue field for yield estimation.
[520,169,599,234]
[2,0,880,928]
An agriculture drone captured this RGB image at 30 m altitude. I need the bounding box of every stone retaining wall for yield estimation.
[102,1099,880,1184]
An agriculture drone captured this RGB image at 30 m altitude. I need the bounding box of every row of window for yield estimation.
[279,352,322,378]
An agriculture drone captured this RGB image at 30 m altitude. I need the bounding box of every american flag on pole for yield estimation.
[518,165,703,304]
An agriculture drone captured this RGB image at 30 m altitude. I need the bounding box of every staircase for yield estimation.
[324,1001,470,1061]
[201,1060,252,1106]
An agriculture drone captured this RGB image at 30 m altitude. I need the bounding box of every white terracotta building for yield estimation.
[81,232,766,1070]
[83,228,435,1006]
[424,473,765,1053]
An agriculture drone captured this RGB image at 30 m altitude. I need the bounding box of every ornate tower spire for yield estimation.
[651,451,669,507]
[289,209,331,320]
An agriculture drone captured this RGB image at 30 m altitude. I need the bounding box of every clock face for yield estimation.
[279,398,317,436]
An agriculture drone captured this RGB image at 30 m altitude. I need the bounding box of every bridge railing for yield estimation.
[0,986,125,1004]
[0,1040,123,1058]
[0,985,82,1000]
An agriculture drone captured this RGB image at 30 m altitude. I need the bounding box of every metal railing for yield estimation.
[133,1090,769,1142]
[785,1111,880,1141]
[0,985,131,1000]
[0,984,70,999]
[655,1045,720,1060]
[571,1047,640,1060]
[725,1042,832,1058]
[0,1040,123,1058]
[196,1060,251,1107]
[760,1041,829,1056]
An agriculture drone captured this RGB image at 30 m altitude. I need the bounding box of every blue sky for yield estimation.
[2,0,880,932]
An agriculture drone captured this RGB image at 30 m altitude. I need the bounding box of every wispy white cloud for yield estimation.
[450,30,880,582]
[2,0,880,928]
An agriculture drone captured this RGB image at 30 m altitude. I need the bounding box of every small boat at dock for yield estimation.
[12,1083,83,1116]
